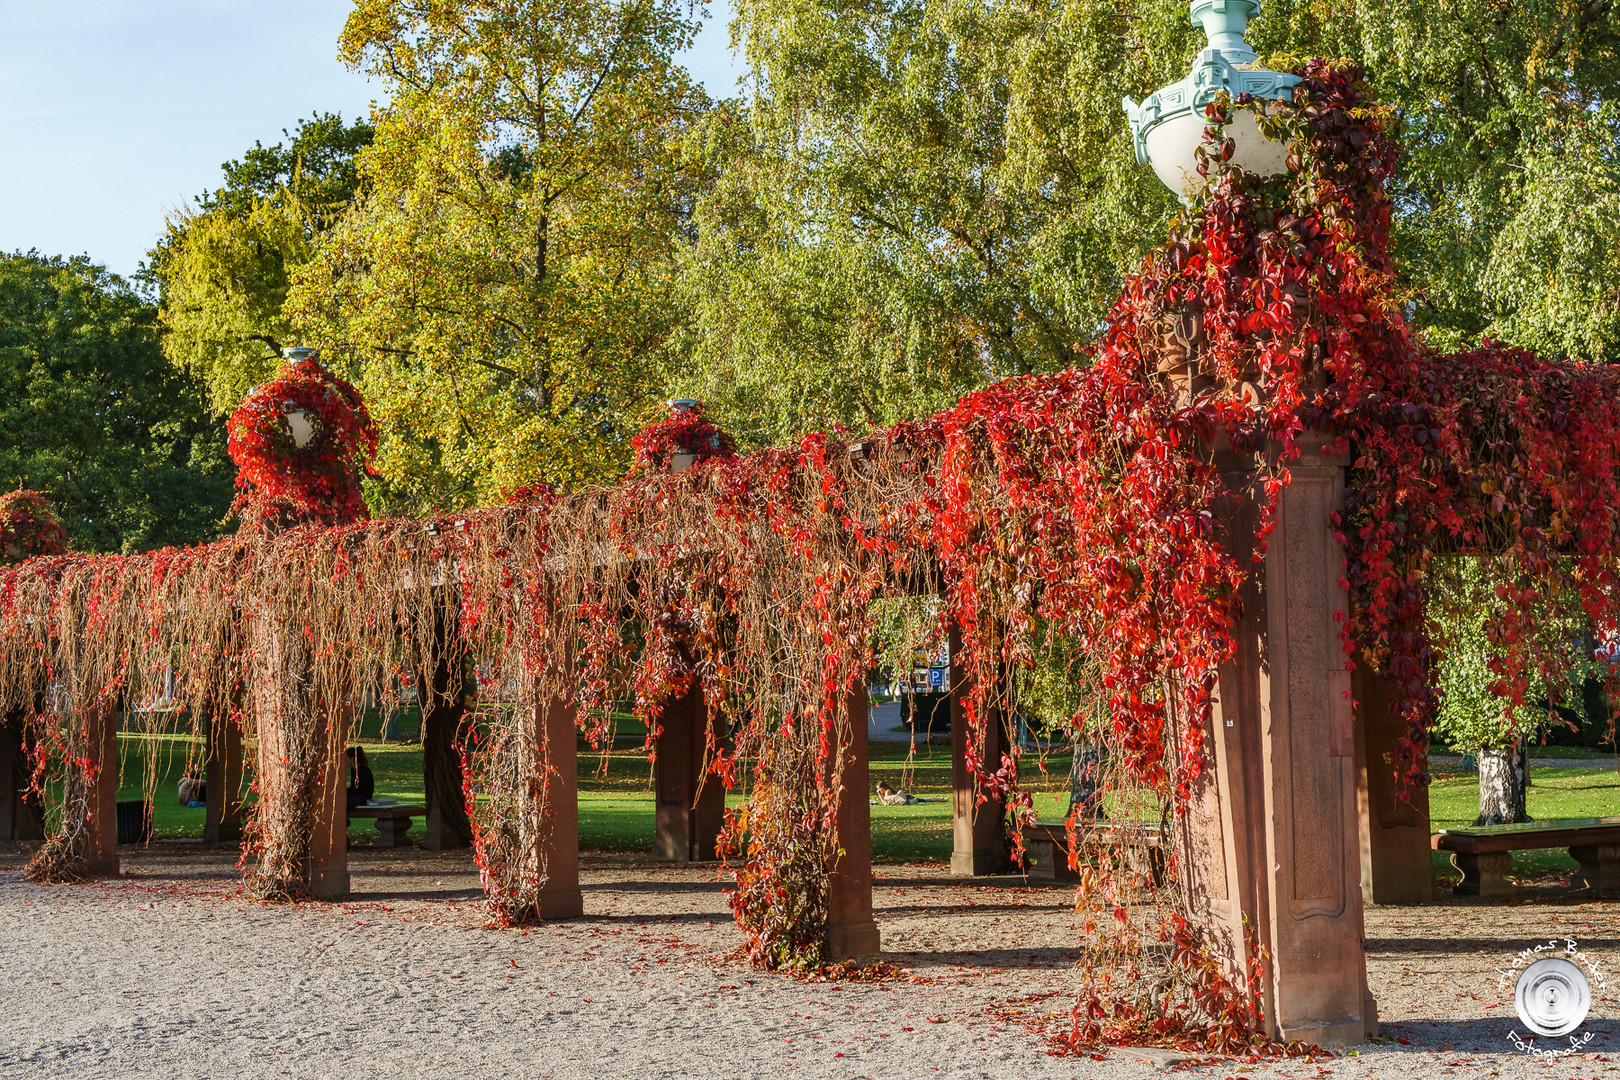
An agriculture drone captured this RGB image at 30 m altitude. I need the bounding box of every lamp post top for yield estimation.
[1122,0,1299,197]
[1190,0,1261,63]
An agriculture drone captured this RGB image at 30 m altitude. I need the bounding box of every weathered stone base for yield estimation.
[1450,851,1513,897]
[824,919,881,961]
[1571,843,1620,898]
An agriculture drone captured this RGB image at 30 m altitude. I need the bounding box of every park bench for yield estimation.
[348,803,425,848]
[1432,817,1620,898]
[1025,819,1163,885]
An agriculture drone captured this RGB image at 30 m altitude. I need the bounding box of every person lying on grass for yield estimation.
[874,781,943,806]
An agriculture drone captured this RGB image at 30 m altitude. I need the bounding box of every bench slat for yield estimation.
[1434,817,1620,854]
[348,805,426,820]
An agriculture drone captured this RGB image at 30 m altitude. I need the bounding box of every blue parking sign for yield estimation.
[929,667,944,690]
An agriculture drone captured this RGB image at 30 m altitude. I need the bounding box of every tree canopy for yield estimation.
[0,252,233,552]
[285,0,716,512]
[669,0,1620,449]
[150,113,375,414]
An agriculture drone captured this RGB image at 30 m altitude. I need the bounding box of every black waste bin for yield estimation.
[116,799,152,845]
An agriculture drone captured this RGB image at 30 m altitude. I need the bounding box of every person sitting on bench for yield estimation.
[177,770,206,806]
[346,746,375,810]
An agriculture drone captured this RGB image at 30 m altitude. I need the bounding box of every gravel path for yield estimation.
[2,843,1619,1079]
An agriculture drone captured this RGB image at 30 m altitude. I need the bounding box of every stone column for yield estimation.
[0,714,43,841]
[535,689,583,919]
[825,678,880,960]
[950,628,1009,876]
[1352,662,1435,905]
[81,703,120,877]
[1192,434,1376,1047]
[304,731,349,899]
[654,678,725,862]
[204,713,245,844]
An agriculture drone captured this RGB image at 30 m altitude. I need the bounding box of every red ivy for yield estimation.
[227,357,378,527]
[0,491,68,563]
[629,401,738,473]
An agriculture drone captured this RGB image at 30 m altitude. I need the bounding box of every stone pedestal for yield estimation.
[950,629,1009,876]
[204,714,244,844]
[1571,844,1620,898]
[305,737,349,899]
[1352,664,1435,904]
[1451,851,1513,897]
[535,690,583,920]
[825,679,881,959]
[654,679,724,862]
[1188,435,1377,1047]
[82,705,120,877]
[0,715,43,841]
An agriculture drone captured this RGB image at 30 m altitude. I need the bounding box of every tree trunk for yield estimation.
[1475,739,1531,826]
[420,626,474,851]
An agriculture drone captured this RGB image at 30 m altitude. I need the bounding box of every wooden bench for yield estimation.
[1433,817,1620,898]
[1025,819,1163,885]
[348,804,425,848]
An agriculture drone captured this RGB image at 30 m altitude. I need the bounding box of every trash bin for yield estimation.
[116,799,152,845]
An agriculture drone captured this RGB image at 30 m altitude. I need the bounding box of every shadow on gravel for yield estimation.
[892,947,1083,970]
[580,878,728,894]
[1368,937,1620,953]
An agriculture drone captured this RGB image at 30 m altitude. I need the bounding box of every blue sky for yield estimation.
[0,0,744,282]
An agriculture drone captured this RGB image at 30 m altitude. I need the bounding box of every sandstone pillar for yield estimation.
[204,713,244,844]
[825,678,881,959]
[305,733,349,899]
[1189,435,1376,1047]
[950,629,1009,876]
[1352,663,1435,905]
[534,689,583,919]
[81,704,120,876]
[0,715,43,841]
[654,678,725,862]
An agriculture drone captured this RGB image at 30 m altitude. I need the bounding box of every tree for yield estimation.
[1428,557,1604,825]
[673,0,1620,448]
[150,113,375,414]
[0,253,234,552]
[286,0,715,511]
[673,0,1186,445]
[1254,0,1620,361]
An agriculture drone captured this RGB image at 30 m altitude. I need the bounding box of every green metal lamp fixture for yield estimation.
[1122,0,1300,199]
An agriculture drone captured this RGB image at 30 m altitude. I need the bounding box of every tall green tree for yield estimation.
[1257,0,1620,360]
[287,0,714,510]
[0,253,233,552]
[675,0,1620,448]
[150,113,375,413]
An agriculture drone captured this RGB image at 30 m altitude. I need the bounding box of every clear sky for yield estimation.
[0,0,744,283]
